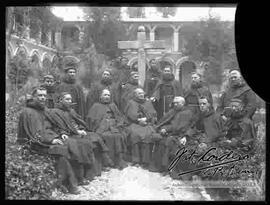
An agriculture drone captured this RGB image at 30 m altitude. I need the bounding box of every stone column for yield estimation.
[36,19,42,44]
[23,8,31,40]
[55,28,62,49]
[149,25,157,41]
[47,30,52,47]
[79,26,85,44]
[172,25,181,52]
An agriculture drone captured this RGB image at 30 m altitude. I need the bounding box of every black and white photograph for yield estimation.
[5,5,266,201]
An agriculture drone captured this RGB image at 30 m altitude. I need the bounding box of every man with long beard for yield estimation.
[49,92,114,177]
[17,87,92,194]
[86,69,117,111]
[151,66,182,120]
[124,88,162,168]
[184,72,213,124]
[216,69,257,120]
[111,56,131,85]
[144,59,161,98]
[41,74,58,108]
[56,62,86,120]
[87,89,128,169]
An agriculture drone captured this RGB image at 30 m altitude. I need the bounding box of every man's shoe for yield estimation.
[118,159,128,170]
[69,186,80,195]
[78,179,90,186]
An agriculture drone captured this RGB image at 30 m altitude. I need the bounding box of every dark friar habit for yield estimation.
[184,81,213,122]
[41,83,58,109]
[85,78,118,112]
[155,106,198,180]
[196,108,226,147]
[17,100,93,191]
[86,101,128,168]
[144,67,161,97]
[47,104,112,177]
[118,80,142,114]
[124,98,162,166]
[151,73,182,120]
[221,113,257,154]
[56,75,86,120]
[216,82,257,119]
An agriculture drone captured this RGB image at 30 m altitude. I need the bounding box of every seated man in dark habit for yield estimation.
[156,96,198,180]
[87,89,128,170]
[17,87,91,195]
[48,92,114,177]
[196,96,227,148]
[40,74,58,108]
[219,98,256,155]
[124,88,162,169]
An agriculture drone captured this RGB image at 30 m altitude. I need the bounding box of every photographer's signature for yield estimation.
[168,147,254,177]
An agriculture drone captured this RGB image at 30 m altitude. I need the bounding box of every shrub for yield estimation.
[5,104,58,200]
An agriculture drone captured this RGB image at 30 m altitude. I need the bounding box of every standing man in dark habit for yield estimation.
[216,69,257,120]
[41,74,58,108]
[86,69,117,112]
[151,65,182,120]
[144,59,161,98]
[56,61,86,120]
[184,72,213,124]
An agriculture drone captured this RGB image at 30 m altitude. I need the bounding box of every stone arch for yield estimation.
[30,51,41,68]
[41,52,51,63]
[30,49,41,60]
[127,56,150,69]
[41,53,52,73]
[176,56,197,90]
[63,55,80,64]
[156,56,176,72]
[14,45,29,58]
[7,42,15,58]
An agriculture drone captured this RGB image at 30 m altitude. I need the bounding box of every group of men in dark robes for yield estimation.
[17,55,258,195]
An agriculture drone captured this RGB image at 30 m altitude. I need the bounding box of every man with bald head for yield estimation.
[86,69,117,112]
[124,88,162,168]
[87,89,128,169]
[151,65,182,120]
[156,96,197,178]
[216,69,257,119]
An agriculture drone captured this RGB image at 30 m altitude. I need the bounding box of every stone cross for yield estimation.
[118,26,166,87]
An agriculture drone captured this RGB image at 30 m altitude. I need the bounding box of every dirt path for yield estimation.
[52,165,212,200]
